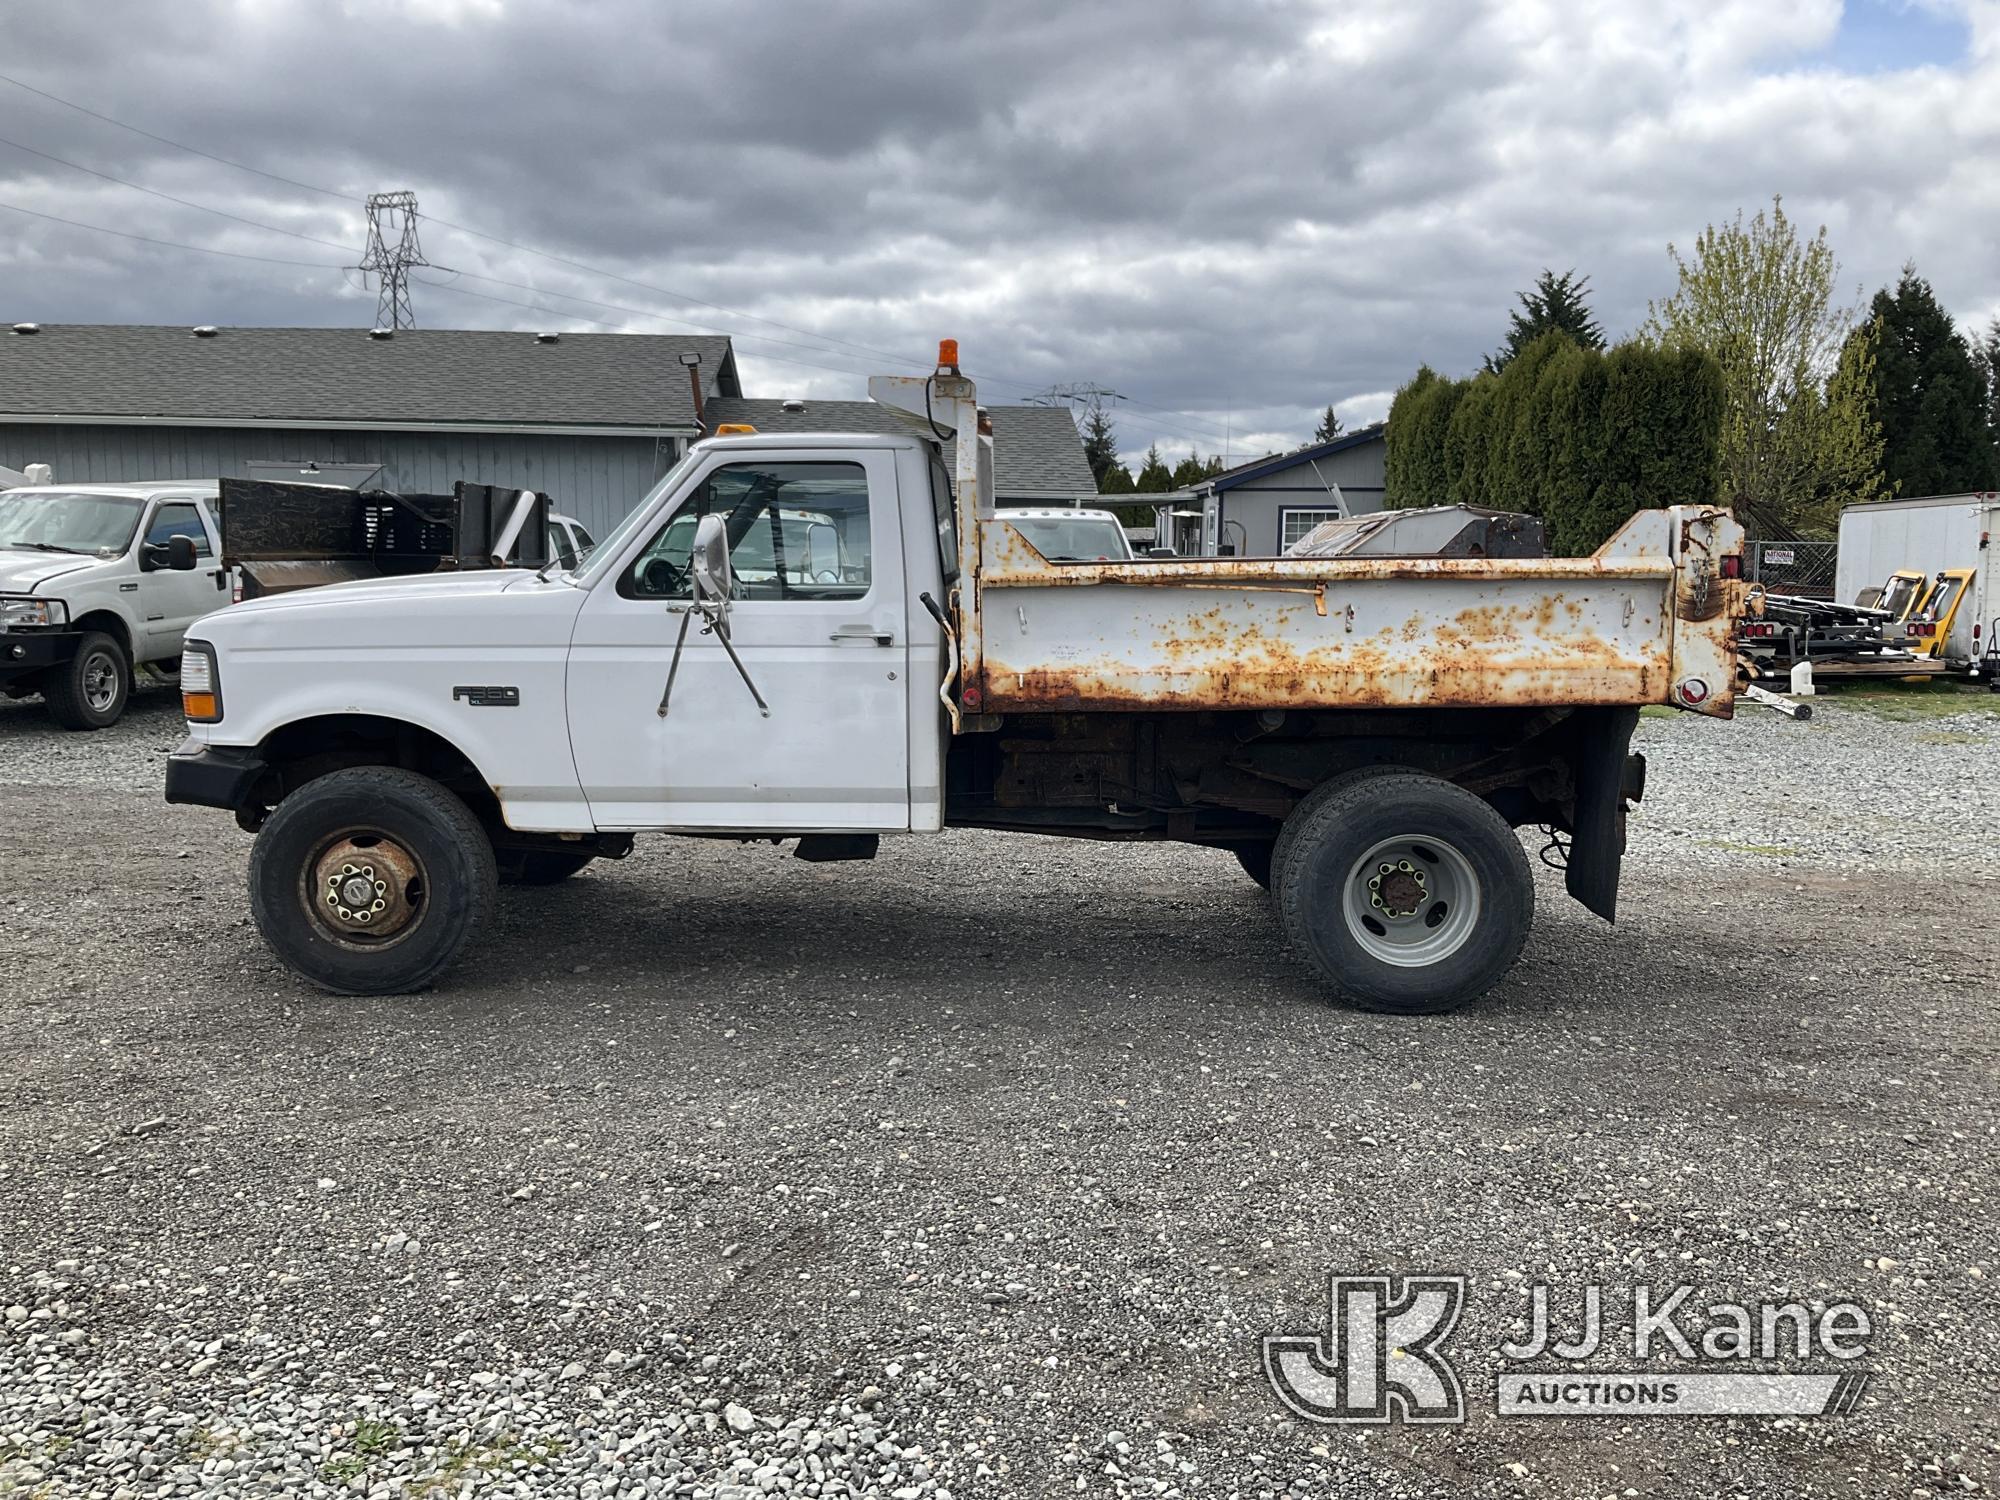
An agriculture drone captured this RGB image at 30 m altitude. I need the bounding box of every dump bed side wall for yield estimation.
[966,506,1744,718]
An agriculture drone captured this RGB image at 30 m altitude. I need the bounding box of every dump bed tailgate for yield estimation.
[966,505,1744,719]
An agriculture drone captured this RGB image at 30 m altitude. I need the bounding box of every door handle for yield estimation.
[829,626,895,645]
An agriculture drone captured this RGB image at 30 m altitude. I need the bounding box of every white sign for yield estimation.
[1765,548,1796,566]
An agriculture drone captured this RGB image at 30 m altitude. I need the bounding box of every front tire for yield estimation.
[1275,770,1532,1015]
[249,767,497,996]
[44,632,129,730]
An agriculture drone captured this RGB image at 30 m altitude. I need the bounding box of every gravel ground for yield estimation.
[0,684,1995,1500]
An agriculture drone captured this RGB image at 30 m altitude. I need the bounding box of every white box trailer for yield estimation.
[1835,492,1999,669]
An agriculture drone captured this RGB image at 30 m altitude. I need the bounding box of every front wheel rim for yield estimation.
[82,651,120,711]
[1341,834,1482,967]
[303,830,427,950]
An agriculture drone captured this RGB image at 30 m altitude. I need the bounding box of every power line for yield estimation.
[408,276,936,384]
[0,70,360,203]
[415,216,941,371]
[0,198,347,268]
[0,133,353,252]
[432,266,925,371]
[0,74,1246,440]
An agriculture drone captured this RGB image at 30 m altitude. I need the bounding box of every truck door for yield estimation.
[565,449,911,830]
[136,499,226,655]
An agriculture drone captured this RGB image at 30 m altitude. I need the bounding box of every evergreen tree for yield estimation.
[1976,318,1992,482]
[1081,406,1122,489]
[1486,269,1606,374]
[1852,265,1997,496]
[1382,338,1724,552]
[1313,405,1343,443]
[1098,462,1136,495]
[1170,453,1210,489]
[1134,444,1174,493]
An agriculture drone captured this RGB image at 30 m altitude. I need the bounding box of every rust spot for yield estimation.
[970,508,1744,721]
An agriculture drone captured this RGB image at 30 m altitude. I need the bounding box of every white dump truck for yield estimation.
[165,344,1747,1013]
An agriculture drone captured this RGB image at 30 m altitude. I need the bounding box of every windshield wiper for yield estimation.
[0,541,87,554]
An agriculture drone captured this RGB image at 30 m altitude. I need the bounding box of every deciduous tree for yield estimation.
[1641,196,1884,532]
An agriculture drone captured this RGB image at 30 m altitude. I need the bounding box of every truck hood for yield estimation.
[199,568,585,652]
[222,567,551,620]
[0,547,101,593]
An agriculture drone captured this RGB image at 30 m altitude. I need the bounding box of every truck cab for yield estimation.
[0,480,229,728]
[166,345,1746,1014]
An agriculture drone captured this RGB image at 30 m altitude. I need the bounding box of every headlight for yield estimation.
[0,595,66,630]
[180,641,222,722]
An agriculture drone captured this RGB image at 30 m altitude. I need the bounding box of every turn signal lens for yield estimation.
[714,423,758,435]
[180,644,221,722]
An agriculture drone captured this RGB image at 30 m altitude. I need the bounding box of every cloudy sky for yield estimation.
[3,0,1997,469]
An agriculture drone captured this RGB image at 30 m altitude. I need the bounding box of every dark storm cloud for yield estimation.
[3,0,1997,463]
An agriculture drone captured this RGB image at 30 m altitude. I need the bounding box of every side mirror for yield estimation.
[1147,546,1177,559]
[166,534,199,571]
[690,513,732,615]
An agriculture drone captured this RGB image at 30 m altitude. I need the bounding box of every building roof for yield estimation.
[0,324,739,431]
[701,396,1096,499]
[1202,423,1387,493]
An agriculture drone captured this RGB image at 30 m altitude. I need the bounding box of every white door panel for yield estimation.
[566,449,911,831]
[135,499,226,657]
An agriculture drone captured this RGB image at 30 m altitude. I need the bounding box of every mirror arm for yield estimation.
[655,606,696,718]
[656,594,772,721]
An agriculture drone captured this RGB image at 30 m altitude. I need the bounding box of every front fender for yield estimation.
[196,659,592,833]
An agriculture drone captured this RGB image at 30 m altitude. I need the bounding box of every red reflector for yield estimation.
[1720,555,1742,579]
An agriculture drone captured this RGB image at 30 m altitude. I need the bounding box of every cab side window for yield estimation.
[146,503,211,557]
[621,461,872,602]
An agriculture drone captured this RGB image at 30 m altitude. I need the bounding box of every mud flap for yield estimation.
[1565,706,1640,922]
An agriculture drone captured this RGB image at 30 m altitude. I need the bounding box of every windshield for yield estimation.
[572,454,689,581]
[1879,574,1922,619]
[0,490,146,555]
[1008,516,1132,561]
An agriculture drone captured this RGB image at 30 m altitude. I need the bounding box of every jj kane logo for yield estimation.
[1264,1275,1872,1424]
[1264,1275,1467,1424]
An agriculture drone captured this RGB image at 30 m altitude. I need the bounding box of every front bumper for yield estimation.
[164,738,268,812]
[0,629,83,687]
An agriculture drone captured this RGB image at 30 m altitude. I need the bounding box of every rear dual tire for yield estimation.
[1274,769,1533,1016]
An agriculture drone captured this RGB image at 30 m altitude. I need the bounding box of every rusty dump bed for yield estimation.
[962,505,1746,719]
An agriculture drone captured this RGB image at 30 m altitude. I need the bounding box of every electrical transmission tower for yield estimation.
[351,191,430,330]
[1023,381,1124,412]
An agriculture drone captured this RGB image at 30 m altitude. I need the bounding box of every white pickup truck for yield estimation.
[165,345,1747,1013]
[1,481,230,728]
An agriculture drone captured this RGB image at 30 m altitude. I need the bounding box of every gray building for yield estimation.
[1170,424,1388,556]
[701,396,1096,503]
[0,323,740,539]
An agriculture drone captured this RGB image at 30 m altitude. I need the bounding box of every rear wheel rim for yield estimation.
[302,830,428,951]
[81,650,120,712]
[1341,834,1482,967]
